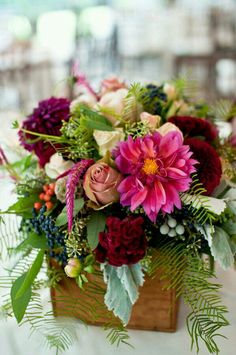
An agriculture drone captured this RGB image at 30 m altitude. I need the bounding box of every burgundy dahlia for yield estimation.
[19,97,70,167]
[168,116,218,142]
[185,138,222,195]
[95,216,147,267]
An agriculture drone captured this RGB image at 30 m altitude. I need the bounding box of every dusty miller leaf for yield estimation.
[211,226,234,270]
[102,263,144,325]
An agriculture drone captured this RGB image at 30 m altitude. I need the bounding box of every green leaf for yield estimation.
[87,212,106,250]
[211,226,234,270]
[11,154,35,172]
[11,273,32,323]
[55,198,84,226]
[80,115,113,131]
[26,232,48,249]
[15,250,44,299]
[12,120,19,129]
[7,196,36,217]
[103,263,144,325]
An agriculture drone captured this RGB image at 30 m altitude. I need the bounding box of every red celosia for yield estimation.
[168,116,218,142]
[185,138,222,195]
[95,216,146,266]
[19,97,70,167]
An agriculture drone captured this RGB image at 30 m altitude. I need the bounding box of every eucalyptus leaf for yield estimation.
[55,198,84,226]
[11,273,32,323]
[87,212,106,250]
[15,249,44,299]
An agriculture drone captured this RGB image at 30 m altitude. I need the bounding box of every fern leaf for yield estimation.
[122,83,147,123]
[147,242,229,354]
[171,73,199,99]
[181,175,216,225]
[210,99,236,122]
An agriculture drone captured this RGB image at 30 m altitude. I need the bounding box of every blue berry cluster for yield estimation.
[144,84,167,115]
[30,206,68,265]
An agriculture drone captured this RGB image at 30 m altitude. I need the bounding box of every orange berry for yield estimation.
[43,184,49,192]
[46,201,53,210]
[47,189,54,196]
[49,183,55,191]
[43,194,51,202]
[39,192,45,200]
[34,202,42,210]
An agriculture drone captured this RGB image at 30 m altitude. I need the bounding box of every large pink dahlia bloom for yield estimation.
[114,131,197,222]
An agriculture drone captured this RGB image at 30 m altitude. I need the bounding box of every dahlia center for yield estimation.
[142,158,158,175]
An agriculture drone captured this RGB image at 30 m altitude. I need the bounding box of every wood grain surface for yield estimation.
[51,267,179,332]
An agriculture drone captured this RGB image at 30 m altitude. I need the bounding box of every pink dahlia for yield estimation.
[114,131,197,222]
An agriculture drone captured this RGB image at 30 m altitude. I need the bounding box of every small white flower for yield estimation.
[93,128,125,156]
[45,153,74,179]
[55,177,67,203]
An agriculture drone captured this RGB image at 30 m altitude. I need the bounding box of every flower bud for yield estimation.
[64,258,82,278]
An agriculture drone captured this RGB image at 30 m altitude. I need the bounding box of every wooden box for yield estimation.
[51,268,179,332]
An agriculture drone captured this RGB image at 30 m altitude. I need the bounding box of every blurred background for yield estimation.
[0,0,236,116]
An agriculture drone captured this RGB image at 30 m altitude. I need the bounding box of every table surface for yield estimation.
[0,122,235,355]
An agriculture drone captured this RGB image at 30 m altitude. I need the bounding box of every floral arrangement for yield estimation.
[0,74,236,354]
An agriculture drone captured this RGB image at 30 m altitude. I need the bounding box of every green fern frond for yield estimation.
[122,83,147,123]
[181,175,216,225]
[210,99,236,122]
[171,73,199,99]
[0,214,23,259]
[147,242,229,354]
[104,322,133,348]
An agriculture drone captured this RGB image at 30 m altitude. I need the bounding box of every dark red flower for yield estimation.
[185,138,222,195]
[168,116,218,142]
[95,216,147,266]
[19,97,70,167]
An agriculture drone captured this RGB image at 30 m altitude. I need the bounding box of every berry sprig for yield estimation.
[34,183,56,211]
[29,205,68,265]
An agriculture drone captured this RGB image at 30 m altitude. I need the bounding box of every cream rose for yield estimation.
[93,128,124,156]
[140,112,161,131]
[83,162,122,207]
[163,83,178,101]
[45,153,74,179]
[97,88,128,126]
[70,94,97,112]
[156,122,183,139]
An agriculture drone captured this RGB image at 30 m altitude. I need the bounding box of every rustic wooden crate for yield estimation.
[51,267,179,332]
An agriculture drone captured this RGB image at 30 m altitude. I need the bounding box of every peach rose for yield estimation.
[100,76,127,95]
[140,112,161,131]
[83,162,122,207]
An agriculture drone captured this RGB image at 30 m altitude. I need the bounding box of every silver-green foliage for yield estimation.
[102,263,144,325]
